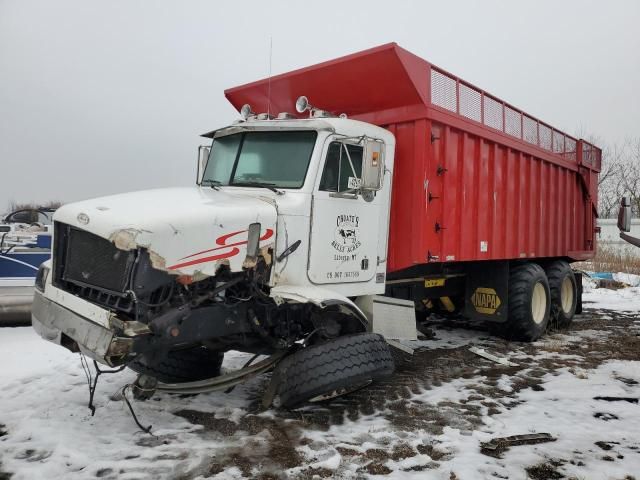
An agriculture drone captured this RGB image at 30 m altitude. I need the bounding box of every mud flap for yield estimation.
[464,261,509,323]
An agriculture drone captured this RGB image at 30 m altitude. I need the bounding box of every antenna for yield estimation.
[267,36,273,116]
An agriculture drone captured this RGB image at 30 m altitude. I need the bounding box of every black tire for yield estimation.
[128,347,224,383]
[275,333,395,409]
[545,260,577,329]
[500,263,551,342]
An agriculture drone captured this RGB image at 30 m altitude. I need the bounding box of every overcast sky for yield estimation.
[1,0,639,210]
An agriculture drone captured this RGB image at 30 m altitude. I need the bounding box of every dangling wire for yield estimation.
[120,384,153,434]
[79,354,94,411]
[79,354,126,416]
[78,354,153,434]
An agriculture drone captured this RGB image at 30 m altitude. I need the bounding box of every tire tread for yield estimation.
[276,333,394,408]
[499,263,550,342]
[545,260,577,328]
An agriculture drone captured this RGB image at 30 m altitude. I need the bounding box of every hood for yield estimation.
[54,187,277,276]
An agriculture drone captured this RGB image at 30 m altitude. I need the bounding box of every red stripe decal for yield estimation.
[168,228,274,270]
[168,248,240,270]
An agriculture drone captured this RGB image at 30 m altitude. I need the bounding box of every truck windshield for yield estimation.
[202,131,318,189]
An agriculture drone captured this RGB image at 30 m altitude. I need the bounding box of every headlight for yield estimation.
[35,263,50,292]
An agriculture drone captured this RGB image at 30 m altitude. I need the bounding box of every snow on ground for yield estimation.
[288,356,640,479]
[0,333,263,479]
[613,272,640,287]
[1,283,640,479]
[582,280,640,312]
[433,361,640,480]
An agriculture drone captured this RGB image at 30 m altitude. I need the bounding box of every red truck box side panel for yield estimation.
[384,118,596,272]
[224,43,601,274]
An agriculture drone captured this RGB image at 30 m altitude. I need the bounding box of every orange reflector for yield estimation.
[177,275,194,285]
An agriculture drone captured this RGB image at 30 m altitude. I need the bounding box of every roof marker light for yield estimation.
[240,104,254,120]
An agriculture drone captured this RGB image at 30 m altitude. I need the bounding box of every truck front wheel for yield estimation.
[128,347,224,383]
[501,263,551,342]
[274,333,394,409]
[545,260,577,328]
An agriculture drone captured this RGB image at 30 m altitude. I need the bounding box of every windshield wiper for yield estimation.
[202,179,223,190]
[232,181,283,194]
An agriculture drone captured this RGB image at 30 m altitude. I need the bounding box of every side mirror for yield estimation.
[361,139,385,191]
[618,197,631,232]
[197,145,211,184]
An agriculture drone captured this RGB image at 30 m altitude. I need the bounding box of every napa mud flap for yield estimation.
[464,261,509,322]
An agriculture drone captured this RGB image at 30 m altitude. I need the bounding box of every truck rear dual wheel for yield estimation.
[545,260,577,328]
[128,347,224,383]
[501,263,551,342]
[274,333,395,409]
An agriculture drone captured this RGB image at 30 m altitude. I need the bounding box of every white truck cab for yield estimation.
[196,117,394,297]
[32,106,397,408]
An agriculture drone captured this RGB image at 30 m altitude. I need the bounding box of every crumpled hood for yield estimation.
[54,187,277,276]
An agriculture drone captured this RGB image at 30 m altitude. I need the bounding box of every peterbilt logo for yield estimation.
[77,213,90,225]
[331,214,361,253]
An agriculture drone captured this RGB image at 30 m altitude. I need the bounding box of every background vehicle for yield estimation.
[1,207,53,286]
[32,44,600,406]
[618,197,640,248]
[0,208,53,325]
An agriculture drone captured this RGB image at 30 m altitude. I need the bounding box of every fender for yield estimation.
[269,285,369,327]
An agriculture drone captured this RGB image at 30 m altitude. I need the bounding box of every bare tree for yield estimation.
[596,137,640,218]
[597,141,625,218]
[620,138,640,217]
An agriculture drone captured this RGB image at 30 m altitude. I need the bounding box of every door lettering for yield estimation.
[331,214,362,253]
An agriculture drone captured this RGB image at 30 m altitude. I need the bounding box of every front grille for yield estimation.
[54,223,135,294]
[53,222,176,316]
[63,228,134,291]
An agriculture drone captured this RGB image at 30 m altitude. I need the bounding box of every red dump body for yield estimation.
[226,43,601,274]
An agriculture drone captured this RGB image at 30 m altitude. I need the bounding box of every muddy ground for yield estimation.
[170,307,640,479]
[1,305,638,480]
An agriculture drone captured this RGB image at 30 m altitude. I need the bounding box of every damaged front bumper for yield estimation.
[32,290,137,366]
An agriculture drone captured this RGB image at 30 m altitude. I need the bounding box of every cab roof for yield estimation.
[202,118,394,144]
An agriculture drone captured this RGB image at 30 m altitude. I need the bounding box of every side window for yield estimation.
[319,142,364,192]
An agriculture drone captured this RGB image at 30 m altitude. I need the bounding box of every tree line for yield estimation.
[598,138,640,218]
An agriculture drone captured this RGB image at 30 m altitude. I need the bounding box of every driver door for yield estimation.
[307,138,382,284]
